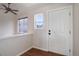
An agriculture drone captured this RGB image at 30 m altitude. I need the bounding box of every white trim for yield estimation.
[69,5,73,56]
[33,46,48,52]
[16,47,32,56]
[34,13,44,29]
[47,5,73,13]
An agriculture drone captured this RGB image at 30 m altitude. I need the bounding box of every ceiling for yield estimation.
[0,3,72,16]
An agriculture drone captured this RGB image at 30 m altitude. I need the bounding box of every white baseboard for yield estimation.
[16,46,48,56]
[16,47,32,56]
[33,46,48,52]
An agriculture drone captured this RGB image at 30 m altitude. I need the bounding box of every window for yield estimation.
[17,17,28,33]
[34,13,44,29]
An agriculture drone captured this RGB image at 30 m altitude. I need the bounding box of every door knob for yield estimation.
[48,33,51,35]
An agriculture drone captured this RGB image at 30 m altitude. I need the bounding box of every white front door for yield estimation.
[48,7,73,56]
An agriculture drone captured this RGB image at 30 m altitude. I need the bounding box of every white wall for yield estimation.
[0,34,33,56]
[0,10,16,38]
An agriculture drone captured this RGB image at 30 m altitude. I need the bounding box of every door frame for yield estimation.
[47,6,73,56]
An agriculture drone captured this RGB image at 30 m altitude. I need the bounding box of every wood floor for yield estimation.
[21,48,64,56]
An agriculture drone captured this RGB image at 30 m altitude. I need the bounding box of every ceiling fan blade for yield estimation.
[10,10,17,15]
[2,4,8,9]
[0,7,6,10]
[12,10,19,12]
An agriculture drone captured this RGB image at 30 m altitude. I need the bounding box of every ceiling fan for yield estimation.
[0,3,19,15]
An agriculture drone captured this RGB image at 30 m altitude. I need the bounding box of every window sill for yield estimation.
[15,32,33,37]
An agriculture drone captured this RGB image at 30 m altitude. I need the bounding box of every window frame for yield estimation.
[17,17,28,34]
[34,13,44,29]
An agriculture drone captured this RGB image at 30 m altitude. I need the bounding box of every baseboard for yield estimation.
[16,46,48,56]
[33,46,48,52]
[16,47,32,56]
